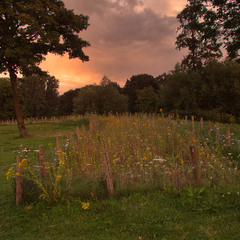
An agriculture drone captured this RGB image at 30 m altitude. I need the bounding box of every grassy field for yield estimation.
[1,115,240,240]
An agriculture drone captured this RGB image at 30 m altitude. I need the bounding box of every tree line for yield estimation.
[1,58,240,123]
[0,0,239,136]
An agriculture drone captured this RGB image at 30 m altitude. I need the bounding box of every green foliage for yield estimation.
[0,0,90,75]
[176,0,222,70]
[123,74,160,113]
[58,89,81,116]
[19,74,59,117]
[0,78,15,120]
[160,60,240,121]
[73,79,128,115]
[137,86,159,113]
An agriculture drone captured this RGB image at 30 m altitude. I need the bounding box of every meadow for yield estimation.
[1,114,240,240]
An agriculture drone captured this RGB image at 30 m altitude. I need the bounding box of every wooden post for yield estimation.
[185,116,188,125]
[82,124,86,135]
[191,116,195,135]
[39,145,46,178]
[216,122,219,142]
[102,152,114,197]
[226,125,231,148]
[200,117,204,135]
[16,157,23,205]
[190,146,201,186]
[56,136,61,160]
[208,121,211,138]
[76,127,80,145]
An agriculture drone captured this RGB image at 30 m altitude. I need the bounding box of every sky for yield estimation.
[40,0,187,94]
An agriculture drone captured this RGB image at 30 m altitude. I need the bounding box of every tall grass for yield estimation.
[7,114,240,203]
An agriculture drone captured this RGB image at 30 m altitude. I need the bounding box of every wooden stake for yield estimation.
[56,136,61,160]
[200,117,204,135]
[208,121,211,138]
[102,152,114,197]
[185,116,188,125]
[191,116,195,135]
[16,157,23,205]
[190,146,201,186]
[226,125,231,148]
[39,145,46,178]
[216,122,219,142]
[76,127,80,145]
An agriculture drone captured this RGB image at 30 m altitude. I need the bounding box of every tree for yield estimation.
[58,88,81,116]
[19,74,59,117]
[45,75,59,116]
[73,81,128,115]
[0,0,90,137]
[137,86,159,113]
[211,0,240,61]
[176,0,222,70]
[123,74,160,113]
[0,78,15,120]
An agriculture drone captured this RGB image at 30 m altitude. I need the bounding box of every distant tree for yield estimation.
[100,75,122,93]
[199,60,240,116]
[45,76,59,116]
[19,74,59,117]
[123,74,160,113]
[0,78,15,120]
[160,65,200,114]
[58,89,81,116]
[0,0,90,137]
[137,86,159,113]
[176,0,222,70]
[73,81,128,115]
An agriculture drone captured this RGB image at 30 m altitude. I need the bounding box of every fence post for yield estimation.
[76,127,80,145]
[208,121,211,138]
[185,116,188,125]
[16,156,23,205]
[191,116,195,135]
[226,125,231,148]
[189,146,201,186]
[56,136,61,160]
[216,122,219,142]
[200,117,204,135]
[39,145,46,178]
[102,152,114,197]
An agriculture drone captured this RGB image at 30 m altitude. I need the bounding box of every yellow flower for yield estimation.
[59,160,65,166]
[6,167,13,180]
[81,202,90,210]
[56,175,62,182]
[180,159,184,165]
[19,158,28,168]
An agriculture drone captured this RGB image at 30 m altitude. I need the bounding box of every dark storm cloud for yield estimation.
[64,0,178,47]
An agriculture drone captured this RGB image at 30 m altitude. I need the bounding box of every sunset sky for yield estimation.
[40,0,188,94]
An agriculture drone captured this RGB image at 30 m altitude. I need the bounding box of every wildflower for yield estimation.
[81,202,90,210]
[56,175,62,182]
[19,158,28,168]
[180,159,184,165]
[192,138,197,143]
[59,160,65,166]
[6,167,14,180]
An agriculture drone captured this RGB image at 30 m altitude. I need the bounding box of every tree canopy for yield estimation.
[0,0,90,136]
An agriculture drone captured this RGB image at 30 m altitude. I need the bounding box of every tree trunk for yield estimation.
[8,67,29,137]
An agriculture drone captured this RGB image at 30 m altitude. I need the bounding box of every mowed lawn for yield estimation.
[0,118,240,240]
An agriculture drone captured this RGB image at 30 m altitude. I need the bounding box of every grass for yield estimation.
[1,115,240,239]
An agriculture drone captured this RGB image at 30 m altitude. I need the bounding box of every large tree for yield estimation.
[0,0,90,137]
[176,0,222,70]
[211,0,240,61]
